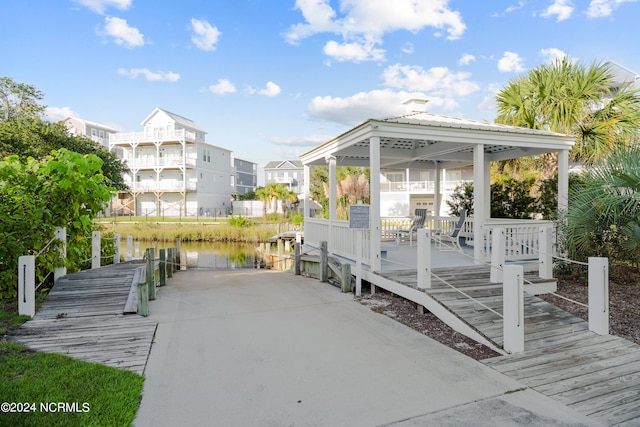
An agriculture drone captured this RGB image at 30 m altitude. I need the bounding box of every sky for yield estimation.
[3,0,640,180]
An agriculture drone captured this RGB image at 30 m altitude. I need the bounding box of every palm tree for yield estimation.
[564,144,640,267]
[495,58,640,176]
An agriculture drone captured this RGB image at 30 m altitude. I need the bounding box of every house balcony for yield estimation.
[126,156,197,169]
[110,129,203,145]
[380,179,473,193]
[129,181,197,192]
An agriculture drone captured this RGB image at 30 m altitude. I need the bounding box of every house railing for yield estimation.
[125,157,197,168]
[307,216,553,267]
[380,179,472,193]
[110,129,204,144]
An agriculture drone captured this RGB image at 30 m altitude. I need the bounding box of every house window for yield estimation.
[207,150,211,162]
[91,128,97,137]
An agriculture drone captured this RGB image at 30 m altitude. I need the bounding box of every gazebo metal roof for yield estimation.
[301,111,574,170]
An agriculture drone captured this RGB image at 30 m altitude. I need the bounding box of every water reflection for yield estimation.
[122,241,264,270]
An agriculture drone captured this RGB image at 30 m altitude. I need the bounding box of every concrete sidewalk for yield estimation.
[134,269,601,427]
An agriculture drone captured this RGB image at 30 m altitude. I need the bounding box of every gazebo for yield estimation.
[299,100,575,273]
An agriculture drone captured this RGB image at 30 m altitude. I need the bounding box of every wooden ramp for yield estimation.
[377,265,640,426]
[12,262,158,375]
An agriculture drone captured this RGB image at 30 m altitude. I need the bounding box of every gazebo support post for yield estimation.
[473,144,487,263]
[370,134,382,272]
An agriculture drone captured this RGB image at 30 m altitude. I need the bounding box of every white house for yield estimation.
[64,116,118,149]
[109,107,232,217]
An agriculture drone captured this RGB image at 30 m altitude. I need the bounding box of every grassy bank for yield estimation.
[0,340,143,427]
[99,221,286,243]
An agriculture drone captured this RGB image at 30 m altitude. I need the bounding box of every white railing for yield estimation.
[304,218,329,249]
[131,181,197,192]
[125,157,197,168]
[304,218,371,264]
[110,129,204,144]
[380,179,473,193]
[483,219,555,263]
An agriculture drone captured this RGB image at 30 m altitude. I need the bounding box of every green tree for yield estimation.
[564,145,640,267]
[0,77,127,189]
[0,149,115,297]
[495,58,640,175]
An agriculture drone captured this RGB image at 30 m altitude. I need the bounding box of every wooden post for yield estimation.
[134,241,140,258]
[341,263,351,293]
[91,231,101,269]
[114,234,121,264]
[539,225,553,279]
[417,228,431,290]
[503,264,524,354]
[167,248,174,277]
[146,248,156,301]
[277,238,284,271]
[175,238,182,270]
[137,280,149,317]
[127,235,133,260]
[294,243,301,275]
[54,227,67,283]
[320,241,328,282]
[18,255,35,317]
[588,257,609,335]
[159,248,166,287]
[490,227,505,283]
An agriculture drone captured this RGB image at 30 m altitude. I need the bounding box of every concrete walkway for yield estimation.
[134,269,600,427]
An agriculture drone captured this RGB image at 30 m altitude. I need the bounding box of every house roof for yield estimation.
[64,116,118,133]
[141,107,207,133]
[264,160,303,169]
[301,111,575,170]
[604,61,639,87]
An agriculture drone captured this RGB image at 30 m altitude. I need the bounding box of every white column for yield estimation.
[54,227,67,283]
[557,149,569,213]
[588,257,609,335]
[434,162,441,218]
[114,234,121,264]
[303,165,311,220]
[417,229,431,289]
[473,144,486,263]
[503,264,525,354]
[370,135,382,272]
[328,157,337,254]
[490,227,505,283]
[18,255,35,317]
[92,231,101,269]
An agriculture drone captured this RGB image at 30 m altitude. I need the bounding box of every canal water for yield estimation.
[121,241,265,270]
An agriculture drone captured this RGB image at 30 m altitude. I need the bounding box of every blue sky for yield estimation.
[3,0,639,174]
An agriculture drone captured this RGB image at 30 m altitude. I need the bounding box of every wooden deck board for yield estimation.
[374,264,640,426]
[12,262,158,375]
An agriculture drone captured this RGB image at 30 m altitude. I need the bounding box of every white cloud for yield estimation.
[458,53,476,66]
[207,79,236,95]
[541,0,574,22]
[246,81,282,97]
[285,0,466,62]
[401,42,414,54]
[323,40,385,62]
[477,83,502,112]
[44,106,78,122]
[72,0,131,15]
[307,89,459,126]
[587,0,638,17]
[497,51,525,72]
[382,64,480,97]
[101,17,145,48]
[539,48,570,64]
[117,68,180,82]
[190,18,221,51]
[270,134,331,147]
[492,1,526,17]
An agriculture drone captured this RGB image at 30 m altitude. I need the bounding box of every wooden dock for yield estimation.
[12,262,158,375]
[378,265,640,426]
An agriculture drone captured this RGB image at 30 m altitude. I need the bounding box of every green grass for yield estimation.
[0,339,144,427]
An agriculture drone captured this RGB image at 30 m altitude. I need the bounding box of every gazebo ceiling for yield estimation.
[300,112,575,170]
